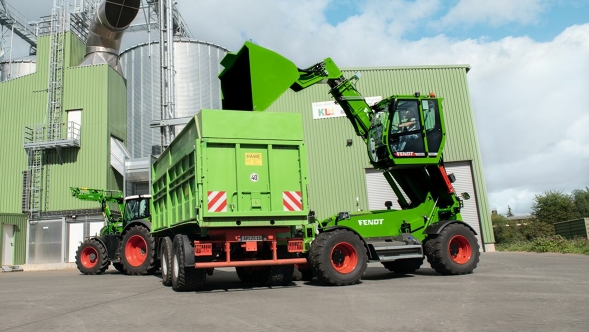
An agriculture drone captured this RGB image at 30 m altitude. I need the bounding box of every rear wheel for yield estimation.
[382,258,424,274]
[171,234,206,292]
[309,229,367,286]
[236,267,257,283]
[75,238,109,275]
[160,237,173,286]
[253,246,294,286]
[121,225,156,275]
[425,223,480,275]
[112,262,126,273]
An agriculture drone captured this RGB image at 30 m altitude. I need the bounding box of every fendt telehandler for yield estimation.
[219,42,480,286]
[71,187,157,275]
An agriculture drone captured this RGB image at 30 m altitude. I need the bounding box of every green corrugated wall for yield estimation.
[0,214,27,265]
[0,32,127,214]
[267,65,494,245]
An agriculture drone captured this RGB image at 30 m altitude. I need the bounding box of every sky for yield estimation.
[2,0,589,216]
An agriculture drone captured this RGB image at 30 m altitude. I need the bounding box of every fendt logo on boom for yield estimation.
[357,219,384,226]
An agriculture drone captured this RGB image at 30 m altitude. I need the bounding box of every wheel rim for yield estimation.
[330,242,358,274]
[448,235,472,264]
[162,248,168,277]
[81,246,98,268]
[173,253,179,279]
[125,235,147,267]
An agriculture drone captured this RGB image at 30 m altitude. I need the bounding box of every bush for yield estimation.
[496,235,589,255]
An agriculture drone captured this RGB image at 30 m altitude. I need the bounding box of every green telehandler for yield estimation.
[219,42,480,285]
[70,187,157,275]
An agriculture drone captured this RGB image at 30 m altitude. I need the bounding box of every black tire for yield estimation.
[309,229,368,286]
[424,223,480,275]
[236,267,257,283]
[120,225,156,275]
[171,234,206,292]
[300,268,314,281]
[75,238,109,275]
[382,258,424,274]
[112,262,126,274]
[253,246,294,286]
[160,237,173,286]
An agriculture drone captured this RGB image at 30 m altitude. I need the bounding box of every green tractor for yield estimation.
[220,42,480,285]
[71,187,157,275]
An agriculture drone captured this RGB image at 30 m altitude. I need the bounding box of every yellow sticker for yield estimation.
[245,153,263,166]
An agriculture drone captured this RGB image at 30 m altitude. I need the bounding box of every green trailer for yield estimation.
[150,109,310,291]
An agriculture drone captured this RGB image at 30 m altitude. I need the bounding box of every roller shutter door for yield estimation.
[365,161,482,249]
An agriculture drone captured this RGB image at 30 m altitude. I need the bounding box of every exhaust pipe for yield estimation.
[80,0,141,75]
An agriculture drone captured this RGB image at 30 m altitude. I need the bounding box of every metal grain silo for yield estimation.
[120,39,229,158]
[0,55,36,82]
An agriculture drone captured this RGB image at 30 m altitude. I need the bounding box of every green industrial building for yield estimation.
[0,28,494,268]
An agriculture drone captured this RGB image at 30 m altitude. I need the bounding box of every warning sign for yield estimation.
[245,153,263,166]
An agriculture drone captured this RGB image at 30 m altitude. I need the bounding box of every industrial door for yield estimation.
[2,224,14,265]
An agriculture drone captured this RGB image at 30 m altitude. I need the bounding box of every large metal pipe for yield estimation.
[80,0,141,75]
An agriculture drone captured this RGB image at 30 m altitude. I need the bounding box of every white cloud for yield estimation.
[439,0,548,27]
[4,0,589,218]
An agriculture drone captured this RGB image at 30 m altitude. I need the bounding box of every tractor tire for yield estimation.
[252,245,295,286]
[75,238,109,275]
[300,268,315,281]
[254,264,294,287]
[235,267,257,283]
[171,234,206,292]
[424,223,480,275]
[112,262,126,274]
[382,258,424,274]
[121,225,156,275]
[160,237,173,286]
[309,229,368,286]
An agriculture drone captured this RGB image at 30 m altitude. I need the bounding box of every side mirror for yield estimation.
[461,192,470,200]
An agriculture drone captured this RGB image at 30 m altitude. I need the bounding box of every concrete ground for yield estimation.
[1,252,588,332]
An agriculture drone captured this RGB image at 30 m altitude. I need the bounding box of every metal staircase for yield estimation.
[22,0,81,219]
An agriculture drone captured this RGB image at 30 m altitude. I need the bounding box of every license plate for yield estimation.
[240,235,263,242]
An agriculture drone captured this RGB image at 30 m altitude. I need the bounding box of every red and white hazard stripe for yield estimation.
[283,191,302,211]
[208,191,227,212]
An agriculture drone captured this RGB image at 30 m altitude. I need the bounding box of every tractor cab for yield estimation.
[122,195,152,228]
[369,94,446,168]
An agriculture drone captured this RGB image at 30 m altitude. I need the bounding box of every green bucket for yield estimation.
[219,42,300,112]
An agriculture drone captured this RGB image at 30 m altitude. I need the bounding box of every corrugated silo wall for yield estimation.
[120,40,229,159]
[266,65,493,245]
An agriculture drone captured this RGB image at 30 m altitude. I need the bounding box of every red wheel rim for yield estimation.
[448,235,472,264]
[81,246,98,268]
[330,242,358,274]
[125,235,147,267]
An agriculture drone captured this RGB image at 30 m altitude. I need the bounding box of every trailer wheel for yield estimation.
[121,225,156,275]
[236,267,256,283]
[112,262,126,274]
[425,223,480,275]
[75,238,109,275]
[160,237,173,286]
[253,246,294,286]
[171,235,206,292]
[382,258,424,274]
[309,229,367,286]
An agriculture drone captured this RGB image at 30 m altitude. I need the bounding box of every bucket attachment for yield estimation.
[219,42,300,111]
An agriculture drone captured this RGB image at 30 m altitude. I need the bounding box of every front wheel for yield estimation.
[75,238,109,275]
[309,229,367,286]
[424,223,480,275]
[120,225,156,275]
